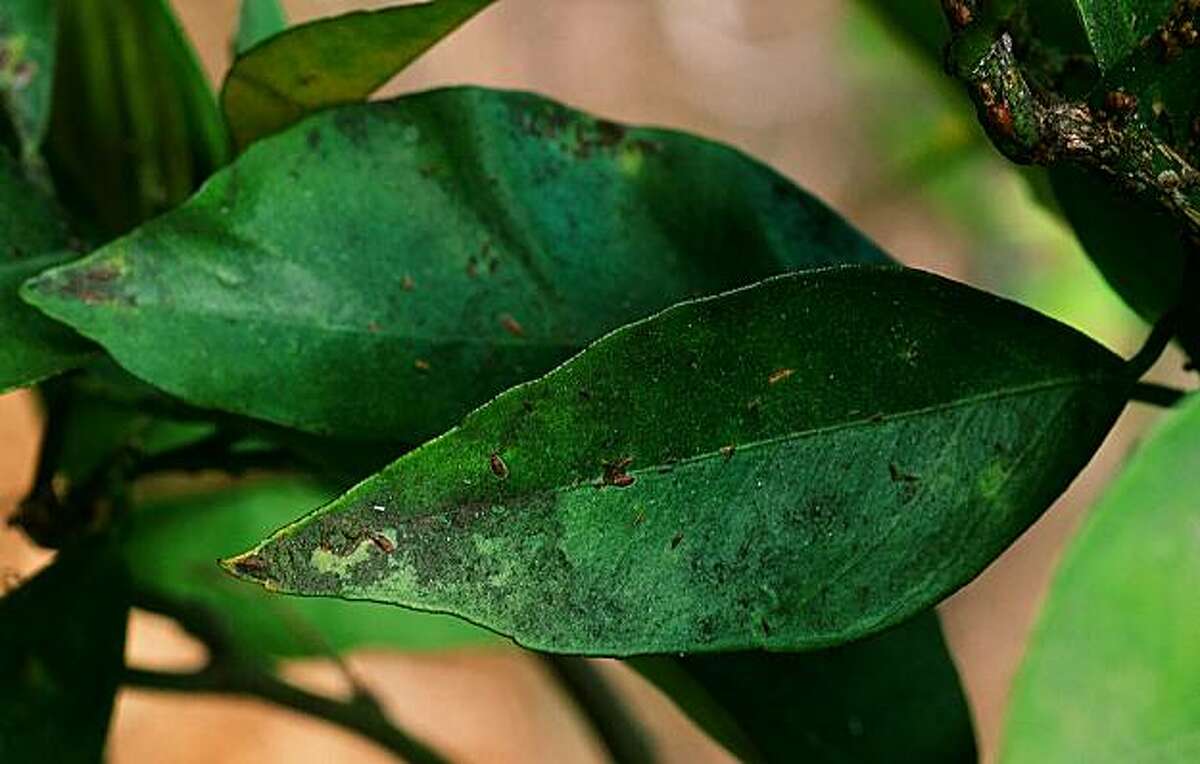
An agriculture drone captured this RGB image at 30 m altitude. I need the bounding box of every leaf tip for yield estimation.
[219,550,276,587]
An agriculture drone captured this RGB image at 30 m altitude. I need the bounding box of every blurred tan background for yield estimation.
[1,1,1188,761]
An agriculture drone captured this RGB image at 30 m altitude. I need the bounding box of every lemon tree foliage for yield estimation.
[0,1,1195,762]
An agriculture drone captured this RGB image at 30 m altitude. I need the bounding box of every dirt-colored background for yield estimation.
[1,1,1185,761]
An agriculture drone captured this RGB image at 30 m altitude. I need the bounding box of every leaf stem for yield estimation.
[1126,309,1181,380]
[128,590,446,763]
[123,665,447,764]
[1129,382,1188,409]
[541,655,657,764]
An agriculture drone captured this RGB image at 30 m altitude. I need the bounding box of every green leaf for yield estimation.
[126,479,499,660]
[47,0,229,235]
[0,152,93,391]
[0,146,66,256]
[23,87,887,441]
[234,0,288,56]
[0,545,129,763]
[1064,0,1176,71]
[1002,392,1200,763]
[1,251,95,392]
[632,611,975,763]
[224,266,1130,656]
[1048,165,1191,323]
[0,0,56,162]
[221,0,496,149]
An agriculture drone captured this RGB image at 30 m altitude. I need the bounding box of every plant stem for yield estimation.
[128,590,446,763]
[1129,382,1188,408]
[541,655,656,764]
[130,431,295,478]
[123,665,447,764]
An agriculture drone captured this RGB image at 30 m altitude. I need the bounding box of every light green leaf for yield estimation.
[0,0,56,161]
[0,545,129,763]
[23,87,887,441]
[221,0,496,149]
[632,611,976,763]
[126,479,500,660]
[1002,392,1200,763]
[224,266,1130,656]
[48,0,229,235]
[234,0,287,56]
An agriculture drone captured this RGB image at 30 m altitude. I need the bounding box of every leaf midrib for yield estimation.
[380,370,1124,524]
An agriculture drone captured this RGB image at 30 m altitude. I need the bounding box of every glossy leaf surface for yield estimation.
[24,87,887,441]
[126,479,499,660]
[1003,392,1200,762]
[222,0,496,148]
[48,0,229,234]
[226,266,1130,656]
[0,546,128,763]
[0,0,56,161]
[235,0,287,55]
[632,611,976,763]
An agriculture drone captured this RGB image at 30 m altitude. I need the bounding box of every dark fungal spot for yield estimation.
[602,457,635,488]
[489,453,509,480]
[670,532,684,550]
[368,532,395,554]
[499,313,525,337]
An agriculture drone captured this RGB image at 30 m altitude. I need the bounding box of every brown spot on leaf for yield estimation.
[401,274,415,291]
[720,444,736,461]
[54,263,130,306]
[768,368,795,385]
[414,359,431,372]
[489,453,509,480]
[500,313,525,337]
[369,532,395,554]
[602,457,635,488]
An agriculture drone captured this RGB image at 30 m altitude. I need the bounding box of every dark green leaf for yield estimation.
[234,0,288,56]
[126,479,499,660]
[221,0,496,149]
[1063,0,1176,71]
[632,611,975,763]
[1002,392,1200,762]
[23,87,886,441]
[0,0,56,161]
[1,251,95,392]
[224,266,1130,656]
[0,146,67,256]
[47,0,229,235]
[0,151,93,391]
[1048,165,1190,323]
[0,545,129,763]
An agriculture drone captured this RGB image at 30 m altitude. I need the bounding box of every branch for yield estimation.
[124,665,447,764]
[541,655,656,764]
[942,4,1200,239]
[130,431,296,478]
[128,590,446,763]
